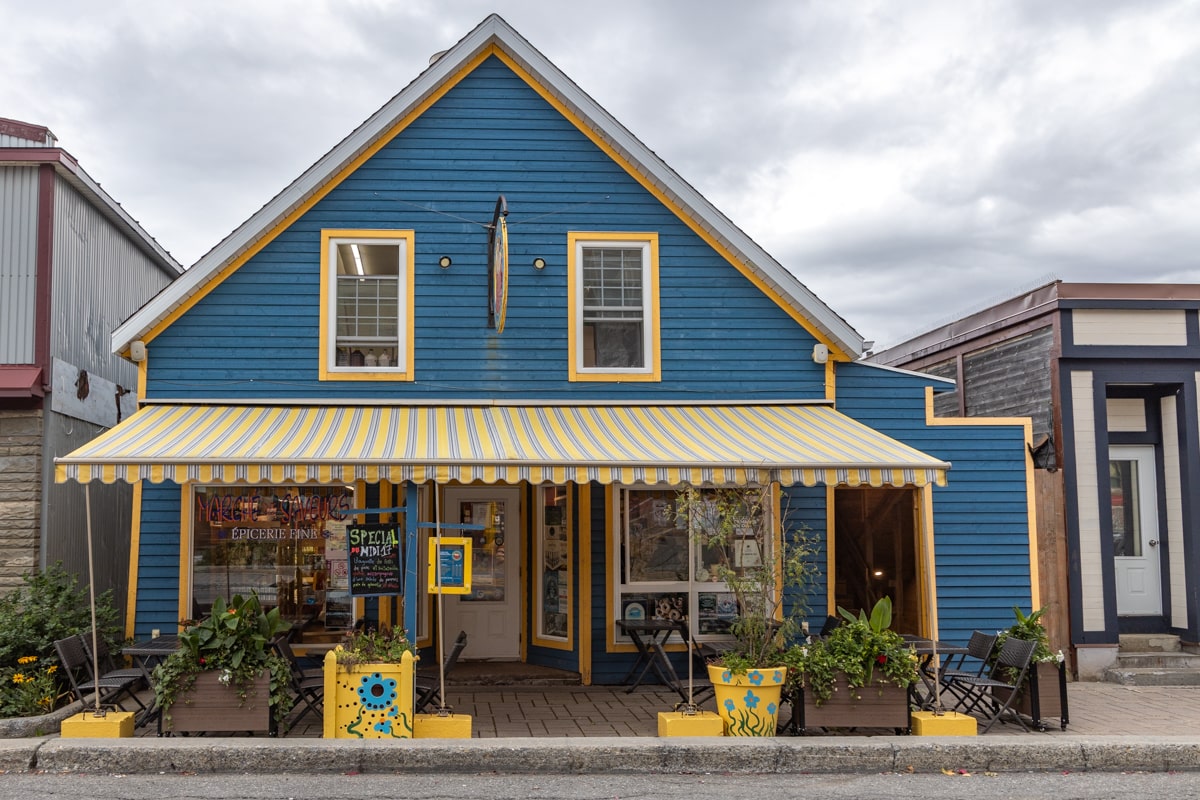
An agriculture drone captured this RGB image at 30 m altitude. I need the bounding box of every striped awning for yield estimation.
[54,403,950,487]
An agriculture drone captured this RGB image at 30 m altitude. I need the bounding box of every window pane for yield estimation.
[626,491,687,582]
[1110,459,1142,557]
[586,321,644,368]
[333,241,402,366]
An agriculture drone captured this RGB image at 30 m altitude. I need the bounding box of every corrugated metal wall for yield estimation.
[41,175,177,625]
[0,165,39,363]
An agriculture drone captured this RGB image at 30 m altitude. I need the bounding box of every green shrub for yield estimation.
[0,563,120,672]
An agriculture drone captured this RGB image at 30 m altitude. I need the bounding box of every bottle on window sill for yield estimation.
[350,349,365,367]
[378,349,391,367]
[364,349,378,367]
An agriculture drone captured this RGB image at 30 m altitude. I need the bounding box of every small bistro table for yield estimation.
[616,618,688,700]
[120,635,181,731]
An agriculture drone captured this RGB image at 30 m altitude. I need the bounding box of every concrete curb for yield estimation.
[22,735,1200,775]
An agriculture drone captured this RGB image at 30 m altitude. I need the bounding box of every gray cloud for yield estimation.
[2,0,1197,348]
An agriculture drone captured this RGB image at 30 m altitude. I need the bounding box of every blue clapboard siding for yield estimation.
[147,56,826,402]
[836,362,1034,646]
[133,482,185,639]
[781,485,829,636]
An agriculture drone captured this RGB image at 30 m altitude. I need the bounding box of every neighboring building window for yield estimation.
[614,488,759,641]
[319,230,415,380]
[569,232,660,381]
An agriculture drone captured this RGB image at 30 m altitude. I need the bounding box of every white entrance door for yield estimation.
[440,487,521,660]
[1110,445,1163,616]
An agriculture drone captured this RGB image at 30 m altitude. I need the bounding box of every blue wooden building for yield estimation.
[56,16,1036,684]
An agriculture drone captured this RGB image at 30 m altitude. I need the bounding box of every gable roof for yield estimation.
[112,14,863,359]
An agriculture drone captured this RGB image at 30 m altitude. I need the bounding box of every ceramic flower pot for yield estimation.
[323,650,415,739]
[707,664,787,736]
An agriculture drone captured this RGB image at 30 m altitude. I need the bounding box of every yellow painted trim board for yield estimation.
[137,44,850,363]
[919,483,938,639]
[578,484,592,684]
[825,484,836,616]
[177,485,192,626]
[923,387,1042,610]
[124,481,143,639]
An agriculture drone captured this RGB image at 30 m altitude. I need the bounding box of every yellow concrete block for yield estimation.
[657,710,725,737]
[911,710,977,736]
[414,713,472,739]
[60,710,135,738]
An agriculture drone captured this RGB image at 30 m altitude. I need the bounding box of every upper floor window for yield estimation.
[319,230,414,380]
[568,232,660,381]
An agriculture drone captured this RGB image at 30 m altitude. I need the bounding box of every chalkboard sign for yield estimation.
[347,523,402,596]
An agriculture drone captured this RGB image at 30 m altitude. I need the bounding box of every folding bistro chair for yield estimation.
[942,636,1037,732]
[415,630,467,713]
[81,635,150,689]
[272,635,323,728]
[54,634,146,713]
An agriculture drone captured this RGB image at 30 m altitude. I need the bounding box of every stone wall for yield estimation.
[0,409,42,595]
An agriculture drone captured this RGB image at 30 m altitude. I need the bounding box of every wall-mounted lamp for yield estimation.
[438,256,452,269]
[812,343,829,364]
[532,257,546,270]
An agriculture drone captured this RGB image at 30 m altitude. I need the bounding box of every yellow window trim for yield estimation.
[568,231,661,382]
[319,229,416,382]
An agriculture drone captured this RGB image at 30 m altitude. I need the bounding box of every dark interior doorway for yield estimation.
[833,488,920,633]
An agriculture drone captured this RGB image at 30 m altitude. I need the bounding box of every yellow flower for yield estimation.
[17,656,37,665]
[46,665,57,674]
[12,674,26,684]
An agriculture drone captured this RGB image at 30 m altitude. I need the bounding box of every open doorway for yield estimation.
[833,488,920,633]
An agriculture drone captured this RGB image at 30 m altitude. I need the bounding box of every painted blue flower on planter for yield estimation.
[357,672,398,710]
[743,690,760,709]
[748,671,764,686]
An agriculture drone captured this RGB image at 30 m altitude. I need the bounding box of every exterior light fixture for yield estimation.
[532,257,546,270]
[439,256,452,269]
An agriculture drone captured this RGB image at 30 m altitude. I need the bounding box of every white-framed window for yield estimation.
[568,232,660,381]
[319,229,415,380]
[614,487,767,641]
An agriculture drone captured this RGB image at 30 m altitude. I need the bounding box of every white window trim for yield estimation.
[319,229,415,381]
[568,232,661,382]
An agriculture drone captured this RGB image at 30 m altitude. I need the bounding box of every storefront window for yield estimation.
[615,488,747,639]
[191,485,355,632]
[536,486,571,644]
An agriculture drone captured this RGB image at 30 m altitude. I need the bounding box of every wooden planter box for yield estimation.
[1015,660,1069,731]
[162,671,274,735]
[792,675,911,734]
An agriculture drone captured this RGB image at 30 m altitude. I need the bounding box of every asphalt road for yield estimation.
[3,770,1200,800]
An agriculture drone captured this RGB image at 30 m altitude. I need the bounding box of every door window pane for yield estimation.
[460,501,506,602]
[1110,459,1142,557]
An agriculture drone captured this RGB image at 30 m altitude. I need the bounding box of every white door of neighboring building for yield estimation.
[1110,445,1163,616]
[440,486,521,660]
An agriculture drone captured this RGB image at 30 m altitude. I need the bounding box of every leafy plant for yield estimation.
[152,594,293,726]
[334,623,416,670]
[996,606,1057,663]
[0,655,60,717]
[0,563,120,672]
[675,486,818,671]
[782,596,918,705]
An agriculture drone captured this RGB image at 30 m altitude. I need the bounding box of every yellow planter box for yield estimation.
[323,649,415,739]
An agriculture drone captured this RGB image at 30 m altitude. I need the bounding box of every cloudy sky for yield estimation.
[3,1,1197,348]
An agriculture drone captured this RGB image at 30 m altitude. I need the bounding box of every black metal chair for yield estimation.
[943,636,1037,732]
[415,630,467,713]
[55,634,147,713]
[81,634,150,688]
[272,635,324,729]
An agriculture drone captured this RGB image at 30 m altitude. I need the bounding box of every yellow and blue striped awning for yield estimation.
[54,402,950,487]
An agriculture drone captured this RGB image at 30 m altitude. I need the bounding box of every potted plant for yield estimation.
[324,623,418,739]
[676,486,817,736]
[152,594,293,734]
[782,596,918,734]
[997,606,1068,730]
